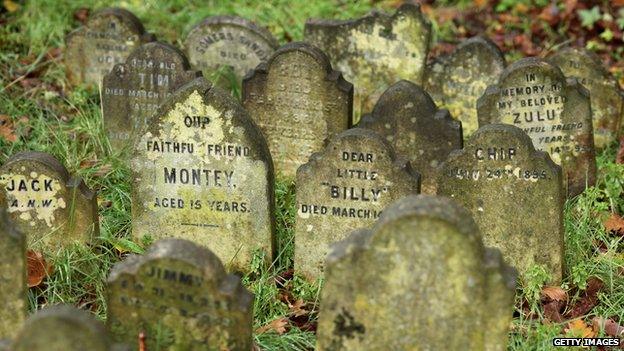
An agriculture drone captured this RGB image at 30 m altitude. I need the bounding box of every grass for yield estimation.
[1,1,623,350]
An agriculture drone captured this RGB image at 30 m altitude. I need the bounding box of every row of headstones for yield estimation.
[0,195,516,350]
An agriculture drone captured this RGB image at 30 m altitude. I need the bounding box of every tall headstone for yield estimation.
[65,8,154,87]
[103,42,201,152]
[0,211,26,339]
[358,80,462,194]
[295,128,420,281]
[547,47,624,148]
[184,16,279,84]
[131,77,275,271]
[107,238,253,351]
[243,42,353,178]
[437,124,564,282]
[304,3,431,118]
[11,305,127,351]
[425,37,506,137]
[478,57,596,197]
[0,152,99,250]
[316,195,516,351]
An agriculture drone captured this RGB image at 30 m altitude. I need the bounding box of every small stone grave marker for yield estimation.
[358,80,462,194]
[107,238,253,350]
[425,37,506,137]
[184,16,279,84]
[65,8,154,87]
[103,42,201,152]
[304,3,431,118]
[547,47,624,148]
[0,152,99,250]
[243,42,353,177]
[478,57,596,197]
[295,128,420,280]
[0,211,26,339]
[437,124,564,282]
[11,305,127,351]
[131,77,275,271]
[316,195,516,350]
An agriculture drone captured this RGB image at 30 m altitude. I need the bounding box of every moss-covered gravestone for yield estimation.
[131,77,274,271]
[103,42,200,152]
[11,305,128,351]
[478,58,596,197]
[0,211,26,339]
[316,195,516,350]
[425,37,506,137]
[0,152,98,250]
[243,42,353,178]
[358,80,462,194]
[184,16,278,84]
[107,238,253,351]
[295,128,420,281]
[65,8,154,87]
[304,4,431,118]
[437,124,564,282]
[547,47,624,148]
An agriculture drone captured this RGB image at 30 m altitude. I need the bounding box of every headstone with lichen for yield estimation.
[0,211,26,339]
[316,195,516,351]
[107,238,253,351]
[243,42,353,178]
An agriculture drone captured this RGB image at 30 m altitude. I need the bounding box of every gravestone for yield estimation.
[437,124,564,282]
[11,305,127,351]
[358,80,462,194]
[0,211,26,339]
[184,16,279,84]
[107,238,253,350]
[131,77,274,271]
[304,3,431,118]
[547,47,624,148]
[0,152,99,250]
[65,8,154,87]
[295,128,420,281]
[103,42,201,152]
[478,57,596,197]
[243,42,353,177]
[316,195,516,351]
[425,37,506,137]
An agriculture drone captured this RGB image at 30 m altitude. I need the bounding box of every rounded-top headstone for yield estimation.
[103,41,201,152]
[243,41,353,178]
[547,47,624,148]
[304,3,432,118]
[425,36,506,137]
[65,8,154,87]
[0,210,26,339]
[184,16,279,83]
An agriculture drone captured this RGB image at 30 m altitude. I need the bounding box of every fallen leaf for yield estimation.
[288,299,308,318]
[592,317,624,337]
[0,115,18,143]
[3,0,19,13]
[566,277,604,319]
[543,300,564,322]
[616,137,624,164]
[27,250,53,288]
[565,319,596,338]
[604,213,624,236]
[255,318,288,335]
[73,8,90,24]
[542,286,568,302]
[473,0,488,8]
[138,332,146,351]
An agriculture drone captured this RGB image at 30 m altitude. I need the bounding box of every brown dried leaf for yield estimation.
[617,137,624,164]
[565,319,596,338]
[604,213,624,236]
[73,8,90,24]
[566,277,604,319]
[542,286,568,302]
[138,332,146,351]
[93,164,113,178]
[288,299,308,318]
[592,317,624,337]
[0,115,18,143]
[27,250,53,288]
[543,300,564,323]
[255,318,288,335]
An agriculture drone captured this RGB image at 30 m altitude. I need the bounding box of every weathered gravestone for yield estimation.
[11,305,128,351]
[425,37,506,137]
[0,211,26,339]
[478,57,596,197]
[358,80,462,194]
[316,195,517,351]
[184,16,278,84]
[437,124,564,282]
[304,3,431,118]
[103,42,201,152]
[0,152,99,250]
[107,238,253,351]
[295,128,420,281]
[131,77,274,271]
[547,47,624,148]
[65,8,154,87]
[243,42,353,178]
